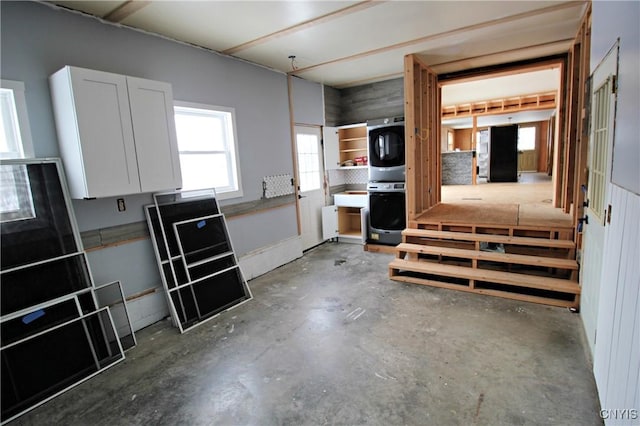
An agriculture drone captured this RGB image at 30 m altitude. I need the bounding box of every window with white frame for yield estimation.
[173,102,242,199]
[1,80,34,159]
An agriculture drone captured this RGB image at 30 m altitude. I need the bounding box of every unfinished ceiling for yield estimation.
[47,0,587,89]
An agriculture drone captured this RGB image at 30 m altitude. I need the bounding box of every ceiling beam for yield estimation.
[437,53,568,84]
[222,1,383,56]
[433,40,573,82]
[291,1,586,76]
[103,1,151,23]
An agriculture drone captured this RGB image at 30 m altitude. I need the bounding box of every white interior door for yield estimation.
[580,44,618,355]
[295,125,325,251]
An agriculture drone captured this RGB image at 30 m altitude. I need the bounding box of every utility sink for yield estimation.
[334,191,368,208]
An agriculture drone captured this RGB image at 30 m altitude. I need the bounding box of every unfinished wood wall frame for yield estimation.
[557,4,591,219]
[404,54,441,227]
[562,45,580,212]
[571,5,592,246]
[286,75,302,236]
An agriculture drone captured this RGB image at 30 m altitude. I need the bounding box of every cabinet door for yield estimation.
[126,77,182,193]
[63,67,140,198]
[322,127,340,170]
[321,205,338,240]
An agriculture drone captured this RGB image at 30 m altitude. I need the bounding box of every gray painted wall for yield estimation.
[591,1,640,194]
[291,76,324,126]
[0,2,318,299]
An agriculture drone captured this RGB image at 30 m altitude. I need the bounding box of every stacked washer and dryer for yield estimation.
[366,117,406,246]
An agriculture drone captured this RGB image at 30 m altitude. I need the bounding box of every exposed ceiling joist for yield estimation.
[222,0,382,56]
[290,1,583,78]
[103,0,150,23]
[432,40,571,78]
[47,0,587,96]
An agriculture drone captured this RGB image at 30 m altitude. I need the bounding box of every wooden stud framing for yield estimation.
[392,7,592,310]
[286,75,302,236]
[404,54,441,225]
[571,6,592,244]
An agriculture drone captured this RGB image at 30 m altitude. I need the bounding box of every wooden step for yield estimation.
[396,243,578,270]
[390,273,580,309]
[389,258,580,295]
[402,228,575,249]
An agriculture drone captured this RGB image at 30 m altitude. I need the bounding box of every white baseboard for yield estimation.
[125,289,170,332]
[124,237,302,333]
[238,235,303,280]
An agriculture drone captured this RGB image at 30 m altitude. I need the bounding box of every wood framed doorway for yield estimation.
[403,39,590,238]
[393,6,591,309]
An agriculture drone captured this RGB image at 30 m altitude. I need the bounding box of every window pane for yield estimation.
[518,126,536,151]
[174,109,225,152]
[179,153,230,191]
[0,89,23,159]
[0,164,35,222]
[296,133,320,192]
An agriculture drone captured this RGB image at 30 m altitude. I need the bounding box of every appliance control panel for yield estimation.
[367,182,405,191]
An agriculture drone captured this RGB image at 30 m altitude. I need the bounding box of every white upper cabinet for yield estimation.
[49,66,182,198]
[126,77,181,193]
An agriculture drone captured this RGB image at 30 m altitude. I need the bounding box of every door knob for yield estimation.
[577,215,589,232]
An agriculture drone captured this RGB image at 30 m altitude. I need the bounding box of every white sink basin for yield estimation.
[334,191,368,208]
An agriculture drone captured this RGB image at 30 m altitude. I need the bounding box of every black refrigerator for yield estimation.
[488,124,518,182]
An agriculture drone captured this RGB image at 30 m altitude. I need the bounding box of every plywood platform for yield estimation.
[413,174,574,232]
[416,203,519,225]
[414,202,572,229]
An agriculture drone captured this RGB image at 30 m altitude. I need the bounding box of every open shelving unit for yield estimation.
[338,125,367,167]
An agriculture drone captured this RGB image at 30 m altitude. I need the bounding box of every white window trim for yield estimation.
[1,79,34,158]
[174,100,243,200]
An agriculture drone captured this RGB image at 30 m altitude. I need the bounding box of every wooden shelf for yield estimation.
[340,148,367,153]
[338,206,363,242]
[338,125,367,165]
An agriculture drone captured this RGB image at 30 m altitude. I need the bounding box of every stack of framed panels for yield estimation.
[145,189,252,333]
[0,159,126,424]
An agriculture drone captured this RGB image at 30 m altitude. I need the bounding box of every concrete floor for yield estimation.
[13,243,601,426]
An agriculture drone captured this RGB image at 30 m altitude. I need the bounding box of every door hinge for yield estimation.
[606,204,612,224]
